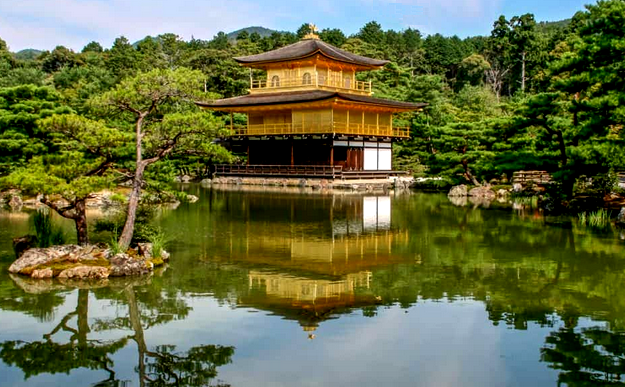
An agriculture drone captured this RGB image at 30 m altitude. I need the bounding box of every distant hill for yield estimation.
[132,36,159,48]
[227,26,280,41]
[14,49,43,60]
[537,19,571,34]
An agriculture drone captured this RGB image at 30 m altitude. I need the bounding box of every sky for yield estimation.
[0,0,594,52]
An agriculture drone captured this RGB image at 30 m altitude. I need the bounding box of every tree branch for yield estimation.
[41,195,78,220]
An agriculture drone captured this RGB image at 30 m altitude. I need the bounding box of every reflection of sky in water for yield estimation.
[1,188,624,387]
[1,291,565,387]
[332,196,392,236]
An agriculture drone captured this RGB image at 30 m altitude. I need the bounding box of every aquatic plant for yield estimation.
[32,209,65,247]
[589,209,611,228]
[578,208,611,229]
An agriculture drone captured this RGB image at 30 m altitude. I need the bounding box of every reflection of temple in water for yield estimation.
[245,271,375,332]
[212,193,409,274]
[206,193,407,333]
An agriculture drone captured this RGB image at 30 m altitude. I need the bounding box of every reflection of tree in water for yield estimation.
[0,279,66,322]
[0,289,126,382]
[541,326,625,386]
[123,287,234,387]
[0,285,234,387]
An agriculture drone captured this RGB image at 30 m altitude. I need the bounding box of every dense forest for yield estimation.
[0,0,624,213]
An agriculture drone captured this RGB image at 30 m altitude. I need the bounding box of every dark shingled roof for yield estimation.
[196,90,427,110]
[234,39,389,67]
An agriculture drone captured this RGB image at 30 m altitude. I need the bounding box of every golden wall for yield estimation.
[332,107,392,127]
[292,108,333,127]
[266,66,356,89]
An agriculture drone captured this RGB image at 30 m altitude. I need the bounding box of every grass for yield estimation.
[513,196,539,208]
[148,228,171,259]
[578,208,611,229]
[32,209,65,247]
[108,228,124,255]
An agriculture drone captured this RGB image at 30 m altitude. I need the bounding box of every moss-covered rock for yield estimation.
[8,243,169,280]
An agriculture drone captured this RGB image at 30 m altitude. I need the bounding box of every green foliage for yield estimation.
[108,229,124,255]
[147,228,171,258]
[32,209,65,247]
[0,67,46,87]
[578,208,611,230]
[0,85,69,174]
[0,5,621,212]
[40,46,82,73]
[110,192,127,204]
[94,205,158,244]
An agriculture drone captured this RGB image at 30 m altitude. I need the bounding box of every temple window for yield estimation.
[344,77,351,89]
[271,75,280,87]
[302,72,312,85]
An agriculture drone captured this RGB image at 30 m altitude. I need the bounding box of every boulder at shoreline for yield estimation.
[8,243,168,280]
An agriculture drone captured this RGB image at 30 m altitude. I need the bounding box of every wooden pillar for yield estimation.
[346,110,350,132]
[376,113,379,135]
[361,111,365,130]
[230,112,234,133]
[330,145,334,165]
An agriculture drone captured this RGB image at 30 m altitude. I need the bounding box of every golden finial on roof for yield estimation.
[303,23,320,40]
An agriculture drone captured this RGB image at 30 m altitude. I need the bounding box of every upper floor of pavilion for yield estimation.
[234,25,388,96]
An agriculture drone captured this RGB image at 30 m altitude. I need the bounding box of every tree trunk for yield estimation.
[521,51,526,93]
[76,289,90,348]
[126,287,147,387]
[119,115,147,251]
[556,130,567,167]
[41,195,90,245]
[462,160,480,186]
[118,161,147,250]
[74,199,89,246]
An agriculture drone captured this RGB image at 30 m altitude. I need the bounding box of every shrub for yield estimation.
[94,205,157,244]
[110,193,127,204]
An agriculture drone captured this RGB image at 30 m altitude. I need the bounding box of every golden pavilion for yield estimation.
[198,25,426,179]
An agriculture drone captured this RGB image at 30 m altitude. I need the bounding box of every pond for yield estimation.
[1,186,624,387]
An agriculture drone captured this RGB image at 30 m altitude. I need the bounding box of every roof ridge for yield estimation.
[234,39,388,67]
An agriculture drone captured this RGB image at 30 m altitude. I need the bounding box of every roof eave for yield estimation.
[234,50,388,69]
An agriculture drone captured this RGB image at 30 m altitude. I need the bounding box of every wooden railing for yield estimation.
[250,74,372,94]
[229,122,410,138]
[512,171,553,185]
[214,165,409,179]
[216,164,343,178]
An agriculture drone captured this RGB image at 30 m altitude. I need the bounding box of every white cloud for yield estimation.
[0,0,505,51]
[0,0,274,51]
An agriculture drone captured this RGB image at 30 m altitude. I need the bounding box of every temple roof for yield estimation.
[197,90,427,110]
[234,39,389,68]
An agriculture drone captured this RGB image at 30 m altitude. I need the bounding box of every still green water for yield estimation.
[0,187,624,387]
